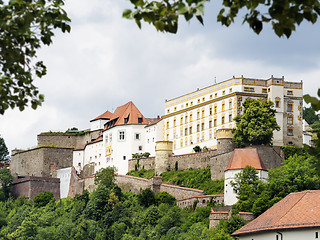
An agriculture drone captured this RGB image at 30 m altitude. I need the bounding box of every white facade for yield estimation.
[57,167,72,199]
[103,124,146,174]
[90,119,108,131]
[145,120,163,156]
[239,228,320,240]
[163,77,303,155]
[73,138,104,173]
[224,169,268,206]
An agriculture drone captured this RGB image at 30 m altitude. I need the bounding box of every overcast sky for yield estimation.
[1,0,320,152]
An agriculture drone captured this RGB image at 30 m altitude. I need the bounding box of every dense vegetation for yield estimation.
[127,167,224,195]
[0,169,244,240]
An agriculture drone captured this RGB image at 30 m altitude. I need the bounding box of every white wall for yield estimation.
[239,228,320,240]
[57,167,72,199]
[90,119,108,131]
[145,120,163,156]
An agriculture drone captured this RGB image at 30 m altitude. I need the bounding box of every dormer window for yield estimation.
[138,118,142,124]
[124,117,129,124]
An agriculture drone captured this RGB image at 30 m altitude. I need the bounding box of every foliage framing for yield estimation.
[0,0,71,114]
[233,98,280,147]
[123,0,320,38]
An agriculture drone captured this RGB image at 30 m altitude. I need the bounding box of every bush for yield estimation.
[138,188,155,207]
[155,192,176,206]
[33,192,54,207]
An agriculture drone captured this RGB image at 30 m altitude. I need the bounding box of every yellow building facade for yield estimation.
[163,76,303,154]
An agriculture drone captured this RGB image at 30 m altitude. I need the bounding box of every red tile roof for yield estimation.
[103,101,148,131]
[232,190,320,236]
[225,148,267,171]
[90,110,113,122]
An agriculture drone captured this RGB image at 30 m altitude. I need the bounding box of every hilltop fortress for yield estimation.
[10,76,302,201]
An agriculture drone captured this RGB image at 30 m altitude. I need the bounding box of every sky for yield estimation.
[1,0,320,153]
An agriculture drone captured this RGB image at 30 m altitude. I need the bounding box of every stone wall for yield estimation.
[128,157,155,171]
[255,145,284,169]
[210,151,234,180]
[37,130,101,148]
[115,175,151,194]
[11,176,60,200]
[11,147,73,178]
[177,194,224,208]
[160,184,204,200]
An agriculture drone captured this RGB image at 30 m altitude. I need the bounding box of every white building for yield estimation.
[224,148,268,206]
[73,101,162,175]
[163,76,303,155]
[232,190,320,240]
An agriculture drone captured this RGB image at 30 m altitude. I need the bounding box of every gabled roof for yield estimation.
[225,148,267,172]
[90,110,113,122]
[232,190,320,236]
[103,101,148,131]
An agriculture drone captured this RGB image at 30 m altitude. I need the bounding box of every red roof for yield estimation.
[90,110,113,122]
[225,148,267,172]
[232,190,320,236]
[103,101,148,131]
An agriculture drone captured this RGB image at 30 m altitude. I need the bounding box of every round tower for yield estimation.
[216,128,235,154]
[155,141,173,175]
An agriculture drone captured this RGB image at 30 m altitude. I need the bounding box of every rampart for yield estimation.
[177,194,224,208]
[10,176,60,200]
[11,147,73,178]
[37,130,101,148]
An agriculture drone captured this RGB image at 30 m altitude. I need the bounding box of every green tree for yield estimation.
[94,166,117,187]
[33,192,54,207]
[233,98,280,147]
[138,188,156,208]
[123,0,320,38]
[303,106,320,125]
[0,0,70,114]
[0,136,9,162]
[0,168,13,200]
[193,145,202,152]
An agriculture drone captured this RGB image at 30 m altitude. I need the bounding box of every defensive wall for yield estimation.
[209,206,254,228]
[10,175,60,200]
[11,147,73,178]
[68,167,205,200]
[177,194,224,209]
[37,130,101,149]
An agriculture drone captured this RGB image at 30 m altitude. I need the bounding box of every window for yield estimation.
[288,128,293,136]
[222,90,225,95]
[201,123,204,131]
[173,119,176,127]
[135,133,140,140]
[105,135,108,144]
[275,100,280,108]
[229,101,232,109]
[262,88,267,93]
[123,156,126,160]
[222,116,225,124]
[124,117,129,124]
[190,114,192,121]
[197,112,200,119]
[215,93,218,98]
[186,103,188,107]
[214,106,217,114]
[244,87,254,92]
[138,117,142,124]
[268,88,271,92]
[189,126,192,134]
[139,146,143,151]
[180,117,183,125]
[229,88,232,93]
[109,134,112,142]
[185,115,188,123]
[185,138,188,146]
[315,232,319,238]
[210,95,213,99]
[202,97,205,102]
[209,107,212,115]
[119,131,125,140]
[197,124,200,132]
[185,128,188,136]
[167,109,170,113]
[209,120,212,128]
[167,121,169,129]
[191,101,193,106]
[287,90,293,95]
[287,103,293,112]
[198,99,200,103]
[229,114,232,122]
[222,104,225,111]
[214,119,217,127]
[174,107,177,111]
[287,116,293,125]
[166,134,169,140]
[202,110,205,118]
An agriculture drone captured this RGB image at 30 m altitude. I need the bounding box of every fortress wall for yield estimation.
[115,175,150,194]
[160,184,204,200]
[177,194,224,209]
[11,176,60,200]
[11,147,73,178]
[37,130,101,148]
[255,145,283,169]
[128,157,155,172]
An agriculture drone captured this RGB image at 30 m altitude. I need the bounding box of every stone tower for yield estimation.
[154,141,173,175]
[216,128,235,154]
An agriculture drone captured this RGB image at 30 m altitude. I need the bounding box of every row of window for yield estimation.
[167,104,234,129]
[168,88,233,113]
[105,132,141,143]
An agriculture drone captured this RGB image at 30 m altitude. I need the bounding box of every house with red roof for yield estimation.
[73,101,163,175]
[232,190,320,240]
[224,148,268,205]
